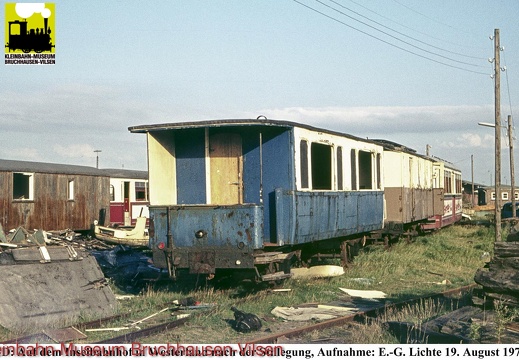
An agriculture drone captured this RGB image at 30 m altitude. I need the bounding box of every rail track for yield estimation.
[6,283,519,344]
[92,284,477,344]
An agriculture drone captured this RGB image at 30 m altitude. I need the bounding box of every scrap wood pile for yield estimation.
[0,222,114,257]
[474,241,519,307]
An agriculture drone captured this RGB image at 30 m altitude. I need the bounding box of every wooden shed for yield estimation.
[0,159,110,231]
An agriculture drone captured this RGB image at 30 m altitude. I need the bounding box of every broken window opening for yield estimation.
[351,149,357,190]
[376,153,381,190]
[358,151,373,190]
[300,140,309,189]
[13,172,34,200]
[337,146,343,190]
[311,143,332,190]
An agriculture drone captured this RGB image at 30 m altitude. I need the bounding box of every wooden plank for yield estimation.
[11,247,77,262]
[494,242,519,258]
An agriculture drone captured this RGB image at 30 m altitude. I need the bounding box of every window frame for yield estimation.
[12,172,34,201]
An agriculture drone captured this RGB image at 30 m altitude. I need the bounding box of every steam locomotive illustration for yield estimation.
[5,18,54,53]
[129,119,462,282]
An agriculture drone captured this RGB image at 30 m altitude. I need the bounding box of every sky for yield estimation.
[1,1,519,186]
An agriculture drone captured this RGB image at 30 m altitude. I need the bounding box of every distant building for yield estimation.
[0,159,110,231]
[477,185,518,207]
[0,159,148,231]
[461,180,486,207]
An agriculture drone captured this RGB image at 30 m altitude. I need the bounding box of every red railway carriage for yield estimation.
[422,161,463,230]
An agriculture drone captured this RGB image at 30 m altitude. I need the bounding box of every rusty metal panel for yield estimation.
[150,204,263,251]
[275,189,384,245]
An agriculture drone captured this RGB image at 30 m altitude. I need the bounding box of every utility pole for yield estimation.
[509,115,515,219]
[494,29,502,242]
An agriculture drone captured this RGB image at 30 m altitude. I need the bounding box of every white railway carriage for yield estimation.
[373,140,436,239]
[99,169,149,226]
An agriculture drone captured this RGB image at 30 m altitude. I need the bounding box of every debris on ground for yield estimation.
[93,217,149,248]
[91,245,166,293]
[230,306,262,333]
[384,305,519,344]
[271,305,355,321]
[474,241,519,306]
[290,265,345,279]
[339,288,387,299]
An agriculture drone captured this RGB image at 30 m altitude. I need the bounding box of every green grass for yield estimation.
[138,224,495,343]
[0,224,496,343]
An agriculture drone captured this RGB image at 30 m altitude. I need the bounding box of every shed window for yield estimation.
[337,147,343,190]
[300,140,309,189]
[502,192,509,201]
[68,179,75,200]
[358,150,373,189]
[13,172,34,200]
[311,143,332,190]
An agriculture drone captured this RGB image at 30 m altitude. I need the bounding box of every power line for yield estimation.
[315,0,485,68]
[291,0,489,75]
[329,0,486,62]
[391,0,475,36]
[502,49,515,121]
[345,0,486,54]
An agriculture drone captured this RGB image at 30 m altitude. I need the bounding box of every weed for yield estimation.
[493,299,519,343]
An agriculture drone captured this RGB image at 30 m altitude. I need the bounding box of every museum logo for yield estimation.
[4,3,55,65]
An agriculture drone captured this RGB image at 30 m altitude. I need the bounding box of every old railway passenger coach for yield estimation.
[130,119,385,281]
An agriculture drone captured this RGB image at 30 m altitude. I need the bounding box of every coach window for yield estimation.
[358,150,373,190]
[13,172,34,201]
[300,140,309,189]
[376,153,381,190]
[135,182,148,201]
[456,174,462,194]
[110,185,115,201]
[311,143,332,190]
[444,171,452,193]
[350,149,357,190]
[337,146,343,190]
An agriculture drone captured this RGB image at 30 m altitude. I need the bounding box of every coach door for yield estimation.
[209,132,243,205]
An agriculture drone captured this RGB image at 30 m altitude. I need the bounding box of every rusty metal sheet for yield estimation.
[44,327,87,343]
[0,253,116,330]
